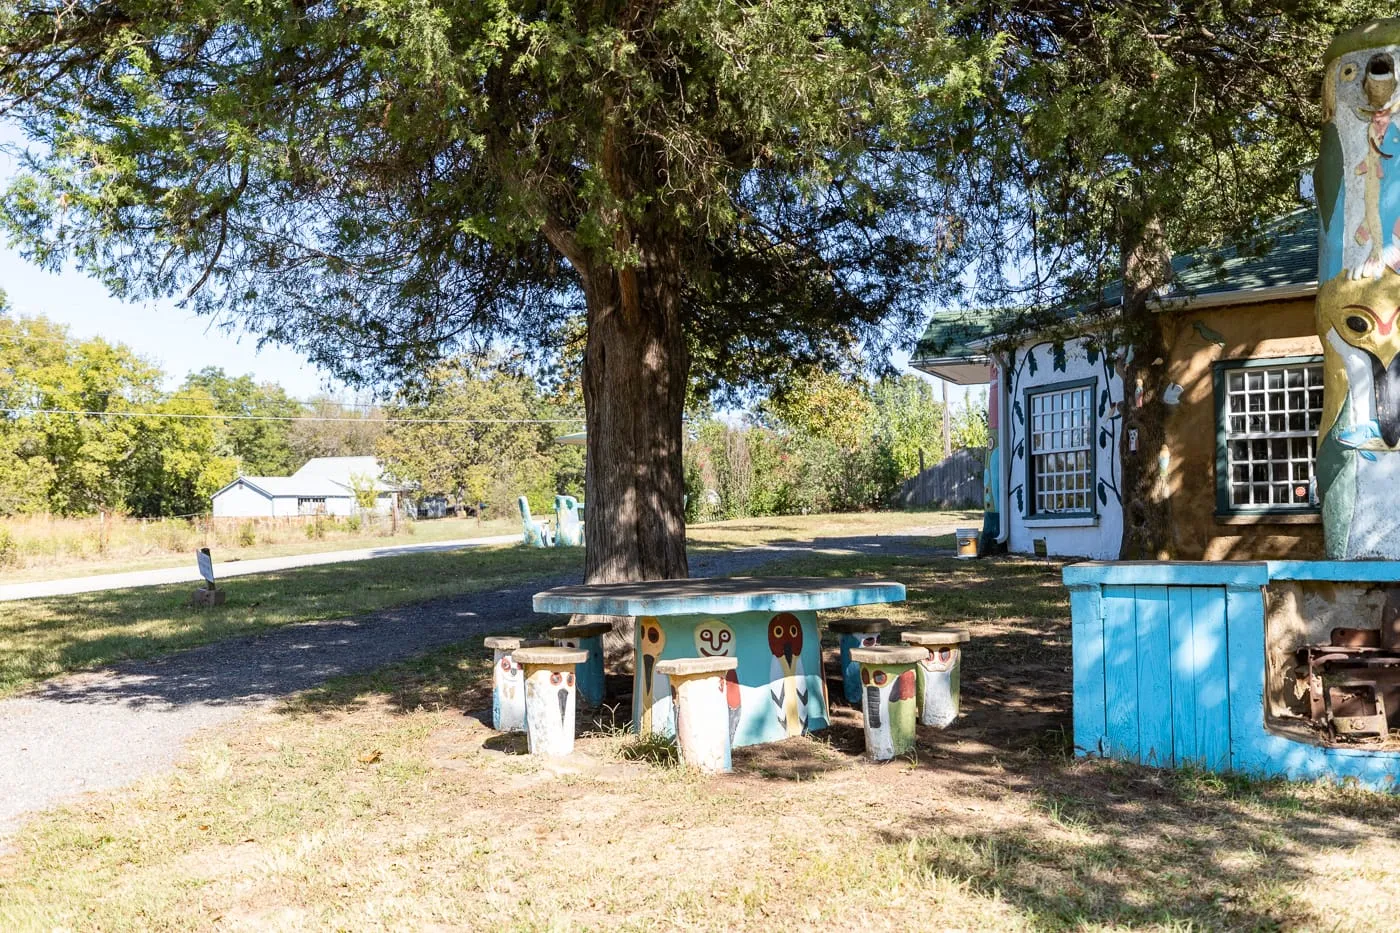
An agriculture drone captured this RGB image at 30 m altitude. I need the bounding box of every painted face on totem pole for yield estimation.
[640,617,666,688]
[920,646,957,673]
[1318,274,1400,448]
[767,613,803,667]
[860,665,916,729]
[1329,48,1400,122]
[694,620,735,658]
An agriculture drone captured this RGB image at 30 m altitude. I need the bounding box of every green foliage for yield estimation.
[688,370,959,518]
[377,357,582,518]
[181,367,301,476]
[237,522,257,548]
[950,389,990,452]
[346,473,380,513]
[0,315,237,517]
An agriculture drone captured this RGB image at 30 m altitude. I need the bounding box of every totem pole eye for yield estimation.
[1347,315,1372,334]
[719,630,730,644]
[873,670,888,686]
[550,671,562,685]
[772,625,783,639]
[861,668,871,685]
[789,624,800,638]
[567,673,575,687]
[1341,62,1359,82]
[647,626,659,643]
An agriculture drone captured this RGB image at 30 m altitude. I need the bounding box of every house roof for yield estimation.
[291,456,412,492]
[910,210,1319,370]
[213,476,352,499]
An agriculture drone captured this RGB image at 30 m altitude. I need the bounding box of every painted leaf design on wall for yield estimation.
[1099,428,1109,449]
[1051,342,1067,373]
[1013,399,1024,425]
[1013,440,1024,460]
[1026,349,1038,376]
[1006,348,1017,372]
[1014,486,1024,512]
[1098,388,1109,417]
[1086,344,1100,366]
[1097,480,1109,506]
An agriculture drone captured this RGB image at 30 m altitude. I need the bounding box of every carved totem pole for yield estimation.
[1317,18,1400,558]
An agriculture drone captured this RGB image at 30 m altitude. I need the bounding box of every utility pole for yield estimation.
[942,380,952,461]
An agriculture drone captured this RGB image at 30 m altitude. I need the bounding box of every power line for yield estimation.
[0,407,583,425]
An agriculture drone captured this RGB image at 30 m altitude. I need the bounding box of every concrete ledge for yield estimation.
[1063,561,1270,587]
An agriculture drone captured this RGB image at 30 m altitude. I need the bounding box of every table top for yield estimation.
[532,576,905,617]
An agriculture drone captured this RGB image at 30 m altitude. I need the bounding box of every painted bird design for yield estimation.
[767,613,809,737]
[862,664,918,759]
[638,618,668,735]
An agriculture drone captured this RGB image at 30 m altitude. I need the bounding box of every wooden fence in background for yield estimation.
[895,448,985,509]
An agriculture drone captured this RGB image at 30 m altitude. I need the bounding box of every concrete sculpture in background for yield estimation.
[1316,18,1400,558]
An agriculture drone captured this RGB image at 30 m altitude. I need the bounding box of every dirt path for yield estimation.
[0,531,952,838]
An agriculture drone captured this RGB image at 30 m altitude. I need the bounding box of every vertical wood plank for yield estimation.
[1102,584,1140,762]
[1069,584,1107,757]
[1225,583,1265,775]
[1193,586,1232,772]
[1134,586,1173,767]
[1167,586,1198,766]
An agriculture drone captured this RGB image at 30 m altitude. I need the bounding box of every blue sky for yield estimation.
[0,123,966,405]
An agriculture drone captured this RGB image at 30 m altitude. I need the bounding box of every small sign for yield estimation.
[196,547,215,587]
[1033,538,1049,558]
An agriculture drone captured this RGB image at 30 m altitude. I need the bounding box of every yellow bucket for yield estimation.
[955,528,979,559]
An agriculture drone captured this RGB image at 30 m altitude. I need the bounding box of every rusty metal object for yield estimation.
[1324,678,1389,739]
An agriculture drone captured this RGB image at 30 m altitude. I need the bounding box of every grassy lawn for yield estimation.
[0,516,523,585]
[5,549,1399,930]
[0,510,964,697]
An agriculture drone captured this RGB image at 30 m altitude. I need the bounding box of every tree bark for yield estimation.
[1118,214,1175,560]
[580,241,690,584]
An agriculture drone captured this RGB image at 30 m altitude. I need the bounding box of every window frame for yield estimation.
[1023,376,1098,520]
[1212,355,1324,517]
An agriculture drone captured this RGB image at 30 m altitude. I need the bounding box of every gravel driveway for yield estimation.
[0,529,954,838]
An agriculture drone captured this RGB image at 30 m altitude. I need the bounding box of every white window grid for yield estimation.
[297,496,327,515]
[1223,363,1324,509]
[1029,385,1093,514]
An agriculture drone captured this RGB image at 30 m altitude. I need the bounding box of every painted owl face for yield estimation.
[640,617,666,656]
[859,634,879,649]
[694,620,735,658]
[920,647,957,673]
[1330,46,1400,119]
[767,613,803,664]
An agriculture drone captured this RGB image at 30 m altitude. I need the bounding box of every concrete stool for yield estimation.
[655,657,740,773]
[513,646,589,757]
[901,629,971,728]
[548,621,612,709]
[849,646,924,761]
[826,618,890,707]
[484,635,550,732]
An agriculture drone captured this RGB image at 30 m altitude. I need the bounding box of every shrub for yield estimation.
[0,527,16,568]
[237,522,257,547]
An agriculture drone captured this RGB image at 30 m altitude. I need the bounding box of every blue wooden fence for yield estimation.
[1065,561,1400,791]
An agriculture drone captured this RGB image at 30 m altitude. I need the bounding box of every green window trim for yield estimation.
[1213,355,1325,517]
[1023,376,1098,520]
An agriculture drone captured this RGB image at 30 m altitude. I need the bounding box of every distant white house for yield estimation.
[211,456,412,518]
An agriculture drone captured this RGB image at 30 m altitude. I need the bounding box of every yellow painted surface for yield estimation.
[1159,297,1326,561]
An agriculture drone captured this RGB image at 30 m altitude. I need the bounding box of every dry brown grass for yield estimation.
[5,552,1400,930]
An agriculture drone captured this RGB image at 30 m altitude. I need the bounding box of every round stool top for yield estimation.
[849,645,927,666]
[826,618,890,634]
[484,635,551,651]
[547,621,614,639]
[513,646,588,666]
[655,656,739,677]
[900,629,970,646]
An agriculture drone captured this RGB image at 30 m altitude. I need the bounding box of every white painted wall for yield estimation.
[1002,337,1124,560]
[211,481,274,518]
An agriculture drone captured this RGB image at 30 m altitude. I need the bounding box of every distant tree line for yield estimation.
[685,371,987,521]
[0,314,390,518]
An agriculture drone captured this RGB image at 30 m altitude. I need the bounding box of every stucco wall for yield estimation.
[1004,337,1124,560]
[1159,297,1325,561]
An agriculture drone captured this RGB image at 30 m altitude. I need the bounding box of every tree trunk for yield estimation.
[580,237,690,584]
[1118,214,1175,560]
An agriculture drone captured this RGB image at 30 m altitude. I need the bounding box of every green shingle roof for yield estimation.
[912,210,1318,362]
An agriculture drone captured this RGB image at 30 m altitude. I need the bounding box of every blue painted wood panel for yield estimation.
[1102,584,1139,762]
[1134,586,1172,767]
[1191,586,1231,772]
[1166,587,1197,766]
[1069,584,1106,758]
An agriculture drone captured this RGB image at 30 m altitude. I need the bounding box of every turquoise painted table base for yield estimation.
[634,611,829,747]
[533,577,906,750]
[1065,561,1400,792]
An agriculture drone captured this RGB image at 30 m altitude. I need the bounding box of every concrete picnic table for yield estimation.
[532,576,906,748]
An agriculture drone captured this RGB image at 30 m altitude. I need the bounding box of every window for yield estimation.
[1027,381,1095,515]
[1215,358,1324,513]
[297,497,327,515]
